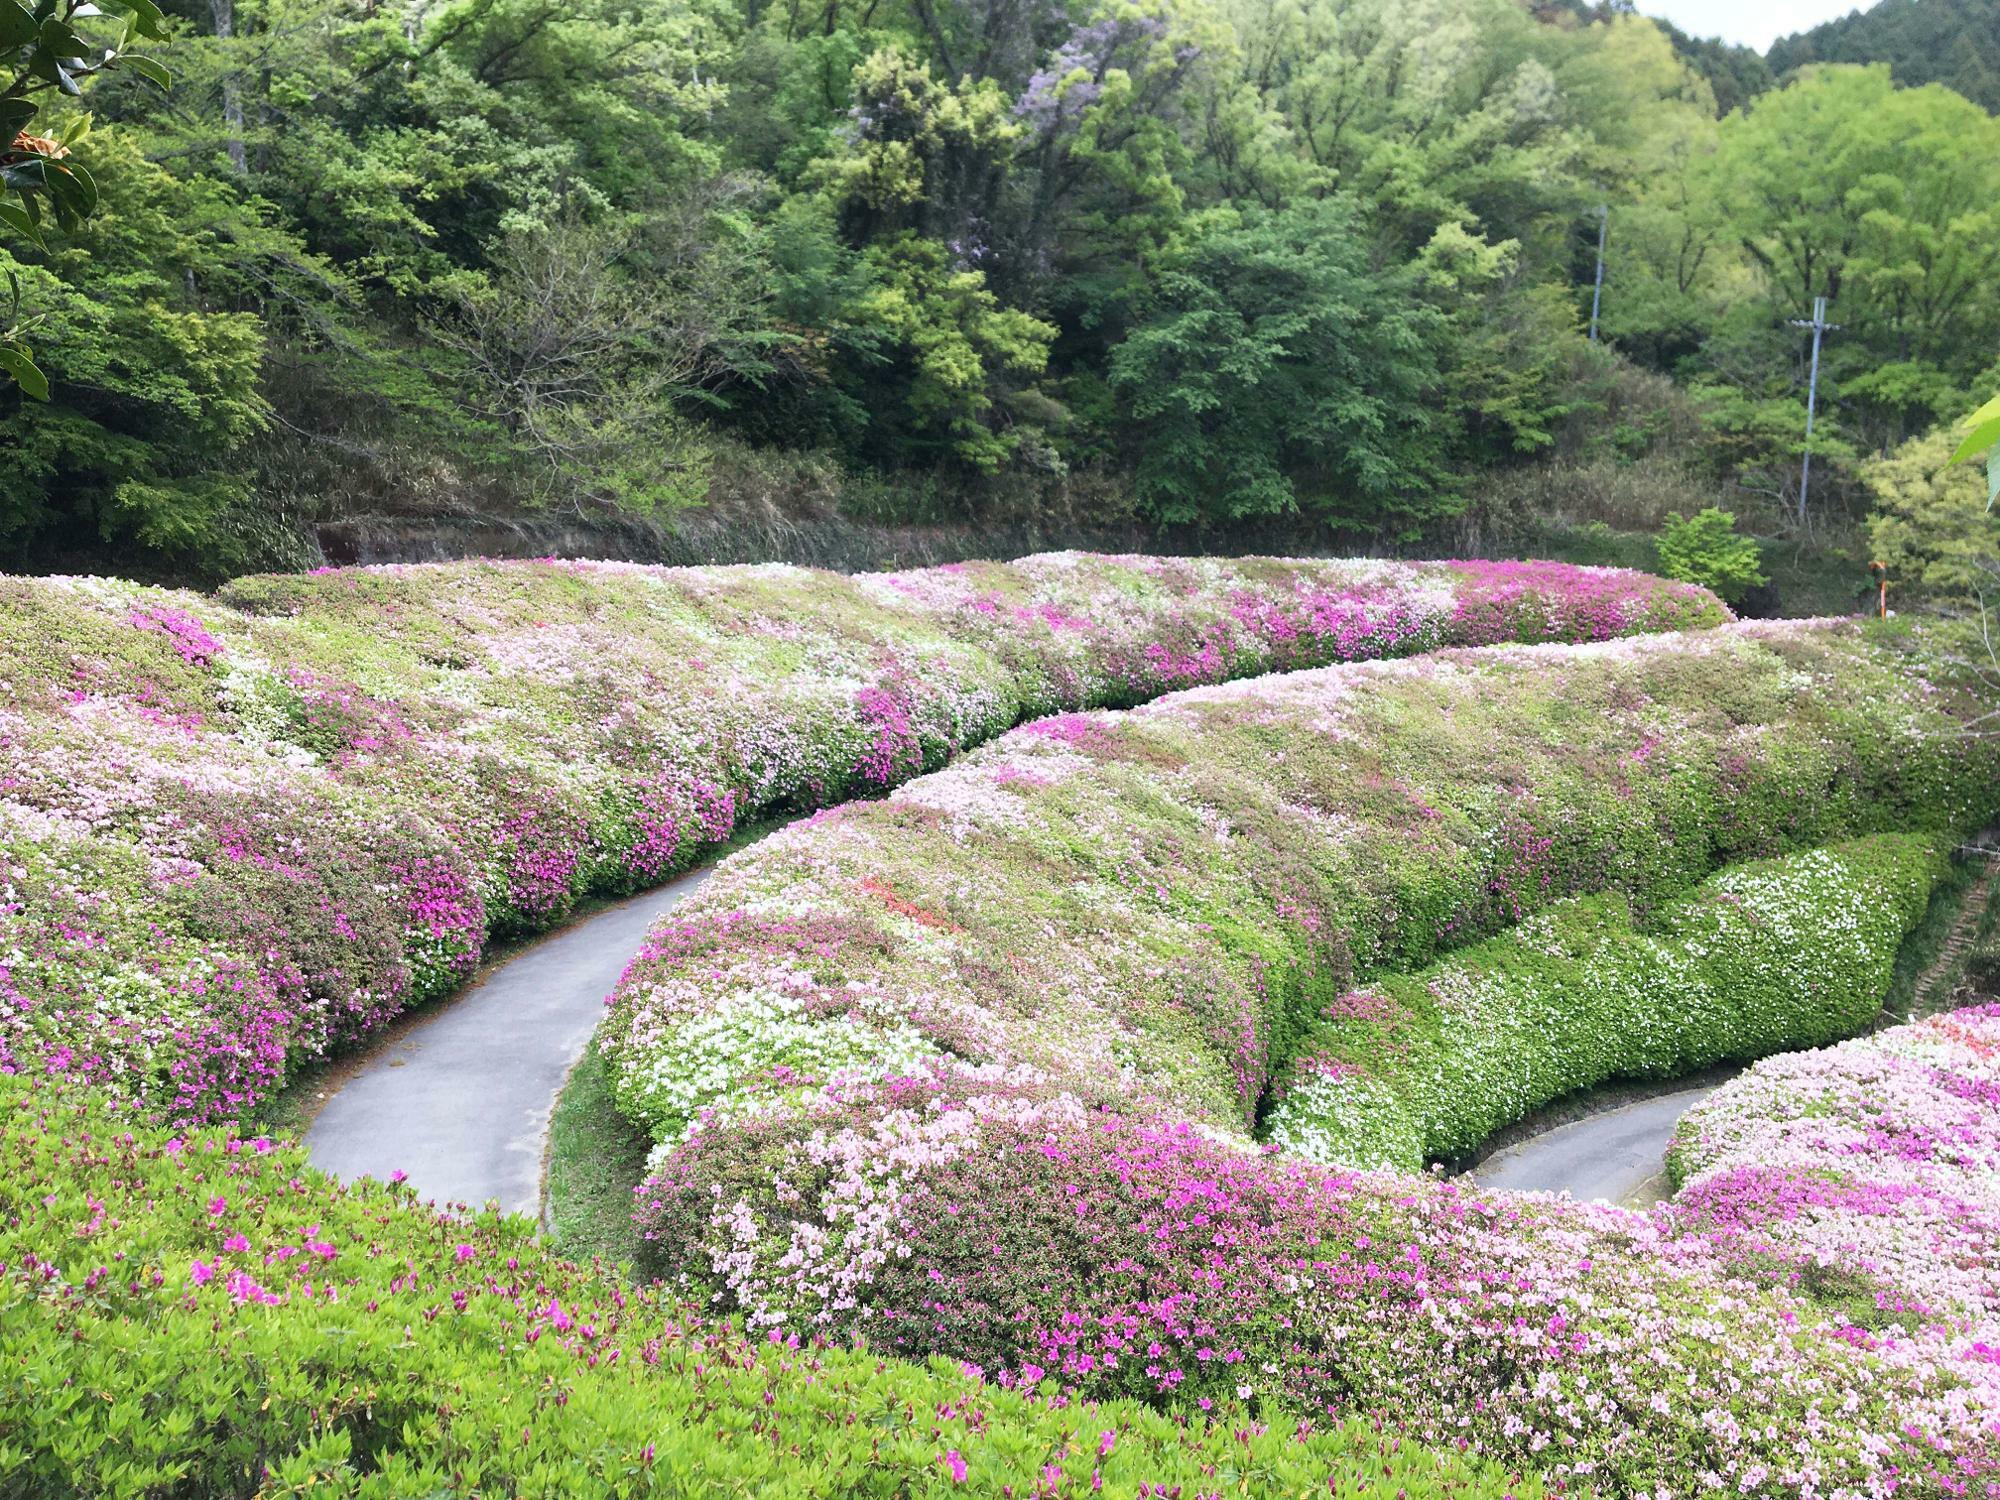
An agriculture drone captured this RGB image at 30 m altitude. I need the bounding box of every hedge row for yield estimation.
[603,620,2000,1494]
[0,555,1721,1122]
[1268,834,1950,1170]
[0,1076,1544,1498]
[605,621,1994,1157]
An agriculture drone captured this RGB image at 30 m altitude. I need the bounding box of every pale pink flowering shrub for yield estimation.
[1,555,1715,1121]
[615,618,2000,1495]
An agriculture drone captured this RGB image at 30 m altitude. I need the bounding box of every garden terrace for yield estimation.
[604,618,2000,1494]
[0,555,1720,1124]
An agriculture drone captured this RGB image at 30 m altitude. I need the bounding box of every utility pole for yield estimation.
[1787,295,1841,530]
[1587,204,1607,343]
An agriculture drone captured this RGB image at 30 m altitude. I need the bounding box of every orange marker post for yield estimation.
[1868,560,1888,620]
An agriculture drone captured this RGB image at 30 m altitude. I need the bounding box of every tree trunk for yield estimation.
[210,0,247,174]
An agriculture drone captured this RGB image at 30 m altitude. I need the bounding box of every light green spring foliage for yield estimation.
[0,1076,1547,1498]
[1867,423,2000,603]
[4,0,2000,567]
[1270,834,1948,1171]
[1655,507,1766,606]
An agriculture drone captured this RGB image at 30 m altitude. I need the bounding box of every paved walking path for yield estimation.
[1471,1085,1717,1207]
[303,864,717,1217]
[307,844,1995,1221]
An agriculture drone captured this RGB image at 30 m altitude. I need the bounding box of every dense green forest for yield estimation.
[0,0,1996,587]
[1768,0,2000,112]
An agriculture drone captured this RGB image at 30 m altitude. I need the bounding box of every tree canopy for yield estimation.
[1,0,1997,575]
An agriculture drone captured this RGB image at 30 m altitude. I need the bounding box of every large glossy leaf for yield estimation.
[115,51,166,87]
[26,47,83,94]
[0,0,36,48]
[0,341,50,400]
[0,198,44,247]
[34,15,91,57]
[54,158,94,214]
[104,0,164,38]
[1948,392,2000,465]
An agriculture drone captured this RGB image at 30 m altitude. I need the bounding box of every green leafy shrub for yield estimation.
[1269,834,1947,1169]
[1656,507,1767,605]
[1866,423,2000,604]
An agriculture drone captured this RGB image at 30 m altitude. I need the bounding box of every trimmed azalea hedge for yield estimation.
[1268,834,1951,1171]
[1665,1004,2000,1409]
[0,1077,1547,1499]
[605,621,1996,1157]
[604,620,2000,1495]
[0,555,1722,1123]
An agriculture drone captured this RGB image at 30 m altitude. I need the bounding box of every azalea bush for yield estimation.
[0,554,1721,1123]
[0,1074,1545,1498]
[1667,1004,2000,1419]
[608,620,1995,1158]
[1269,834,1948,1170]
[608,618,2000,1495]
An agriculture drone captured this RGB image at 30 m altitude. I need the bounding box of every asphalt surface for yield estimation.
[305,835,1718,1219]
[1470,1085,1717,1206]
[303,865,715,1217]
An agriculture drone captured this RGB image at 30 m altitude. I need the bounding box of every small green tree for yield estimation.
[1870,423,2000,602]
[1656,506,1767,605]
[1108,197,1451,533]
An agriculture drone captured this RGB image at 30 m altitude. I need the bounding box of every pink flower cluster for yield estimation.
[1670,1004,2000,1429]
[636,1062,2000,1495]
[0,555,1719,1122]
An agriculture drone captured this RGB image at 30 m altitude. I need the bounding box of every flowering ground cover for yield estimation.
[604,619,2000,1495]
[0,554,1719,1124]
[1667,1005,2000,1452]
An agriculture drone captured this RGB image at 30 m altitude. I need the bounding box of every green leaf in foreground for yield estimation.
[0,340,50,398]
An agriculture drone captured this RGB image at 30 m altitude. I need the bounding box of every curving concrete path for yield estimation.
[304,864,717,1217]
[1470,1085,1716,1206]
